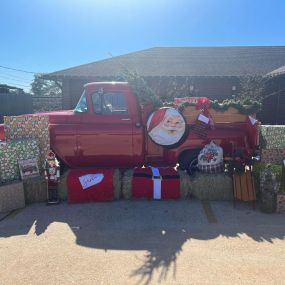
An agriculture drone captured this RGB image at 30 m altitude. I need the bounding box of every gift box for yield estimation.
[67,168,118,203]
[4,115,50,170]
[260,125,285,150]
[0,139,40,183]
[129,167,181,200]
[261,149,285,164]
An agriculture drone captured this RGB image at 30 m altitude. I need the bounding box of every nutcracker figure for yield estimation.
[44,150,60,205]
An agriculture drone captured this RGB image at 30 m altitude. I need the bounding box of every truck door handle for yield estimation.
[121,118,131,121]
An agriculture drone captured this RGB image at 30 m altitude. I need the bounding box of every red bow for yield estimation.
[196,97,211,110]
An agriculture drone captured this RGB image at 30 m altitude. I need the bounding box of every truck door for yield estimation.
[76,89,134,167]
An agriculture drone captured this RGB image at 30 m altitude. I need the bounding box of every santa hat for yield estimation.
[47,150,56,160]
[147,108,168,132]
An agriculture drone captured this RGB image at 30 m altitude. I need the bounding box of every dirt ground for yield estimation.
[0,200,285,285]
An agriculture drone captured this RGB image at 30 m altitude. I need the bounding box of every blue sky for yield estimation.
[0,0,284,91]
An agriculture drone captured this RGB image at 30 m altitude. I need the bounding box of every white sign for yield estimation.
[248,116,257,125]
[198,114,209,124]
[18,158,40,180]
[79,173,104,190]
[174,97,208,105]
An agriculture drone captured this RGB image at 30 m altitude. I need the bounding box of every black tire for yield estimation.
[178,149,201,171]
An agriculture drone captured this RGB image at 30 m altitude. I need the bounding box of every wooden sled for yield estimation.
[233,169,256,209]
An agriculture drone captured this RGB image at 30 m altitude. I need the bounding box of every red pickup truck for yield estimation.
[0,82,258,170]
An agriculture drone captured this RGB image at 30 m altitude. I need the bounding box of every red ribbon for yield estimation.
[196,98,215,129]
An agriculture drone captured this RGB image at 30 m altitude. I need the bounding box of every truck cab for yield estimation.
[50,82,145,168]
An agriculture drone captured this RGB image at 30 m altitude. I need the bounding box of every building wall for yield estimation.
[258,75,285,124]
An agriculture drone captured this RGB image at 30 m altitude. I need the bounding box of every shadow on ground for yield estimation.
[0,200,285,284]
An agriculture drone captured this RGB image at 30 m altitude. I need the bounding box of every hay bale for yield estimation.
[122,169,133,199]
[113,169,122,200]
[191,172,233,200]
[178,170,191,199]
[24,171,69,203]
[0,181,25,212]
[58,170,69,201]
[23,176,47,204]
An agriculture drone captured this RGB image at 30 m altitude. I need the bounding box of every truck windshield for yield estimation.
[74,91,88,113]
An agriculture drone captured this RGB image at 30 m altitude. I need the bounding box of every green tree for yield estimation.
[31,74,62,97]
[236,75,267,102]
[120,69,162,107]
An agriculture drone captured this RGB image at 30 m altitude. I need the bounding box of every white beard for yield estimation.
[149,125,184,146]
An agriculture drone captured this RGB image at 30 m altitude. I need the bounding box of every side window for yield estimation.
[102,92,128,115]
[91,93,102,114]
[74,91,88,113]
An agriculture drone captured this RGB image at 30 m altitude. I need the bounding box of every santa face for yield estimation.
[147,108,186,146]
[162,114,184,133]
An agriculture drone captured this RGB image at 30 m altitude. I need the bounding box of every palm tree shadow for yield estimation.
[130,231,184,285]
[1,200,285,285]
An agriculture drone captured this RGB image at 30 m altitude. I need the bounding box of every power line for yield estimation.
[0,81,31,88]
[0,70,33,80]
[0,65,38,74]
[0,75,32,84]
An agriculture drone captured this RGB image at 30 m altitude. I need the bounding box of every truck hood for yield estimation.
[0,110,76,141]
[31,110,76,124]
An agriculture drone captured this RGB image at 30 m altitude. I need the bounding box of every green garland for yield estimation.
[172,99,262,115]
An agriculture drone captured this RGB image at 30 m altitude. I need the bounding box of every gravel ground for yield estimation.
[0,200,285,285]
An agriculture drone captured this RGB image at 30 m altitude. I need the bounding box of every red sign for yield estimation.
[174,97,208,105]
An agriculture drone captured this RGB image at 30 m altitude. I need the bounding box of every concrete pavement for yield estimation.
[0,200,285,285]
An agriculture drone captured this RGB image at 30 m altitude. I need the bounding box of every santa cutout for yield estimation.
[147,107,186,147]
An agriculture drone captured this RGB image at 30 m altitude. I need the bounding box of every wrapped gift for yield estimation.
[4,115,50,169]
[131,167,180,200]
[261,149,285,164]
[0,139,40,183]
[260,125,285,165]
[67,168,116,203]
[260,125,285,149]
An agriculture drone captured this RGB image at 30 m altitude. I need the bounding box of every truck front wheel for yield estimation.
[178,149,201,172]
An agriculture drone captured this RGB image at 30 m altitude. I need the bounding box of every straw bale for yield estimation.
[178,170,191,199]
[113,169,122,200]
[191,172,233,200]
[58,170,69,200]
[23,176,47,204]
[122,169,133,199]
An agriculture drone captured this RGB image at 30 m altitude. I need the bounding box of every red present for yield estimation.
[67,168,114,203]
[132,167,180,200]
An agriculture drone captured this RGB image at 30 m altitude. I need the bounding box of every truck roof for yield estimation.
[84,81,128,88]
